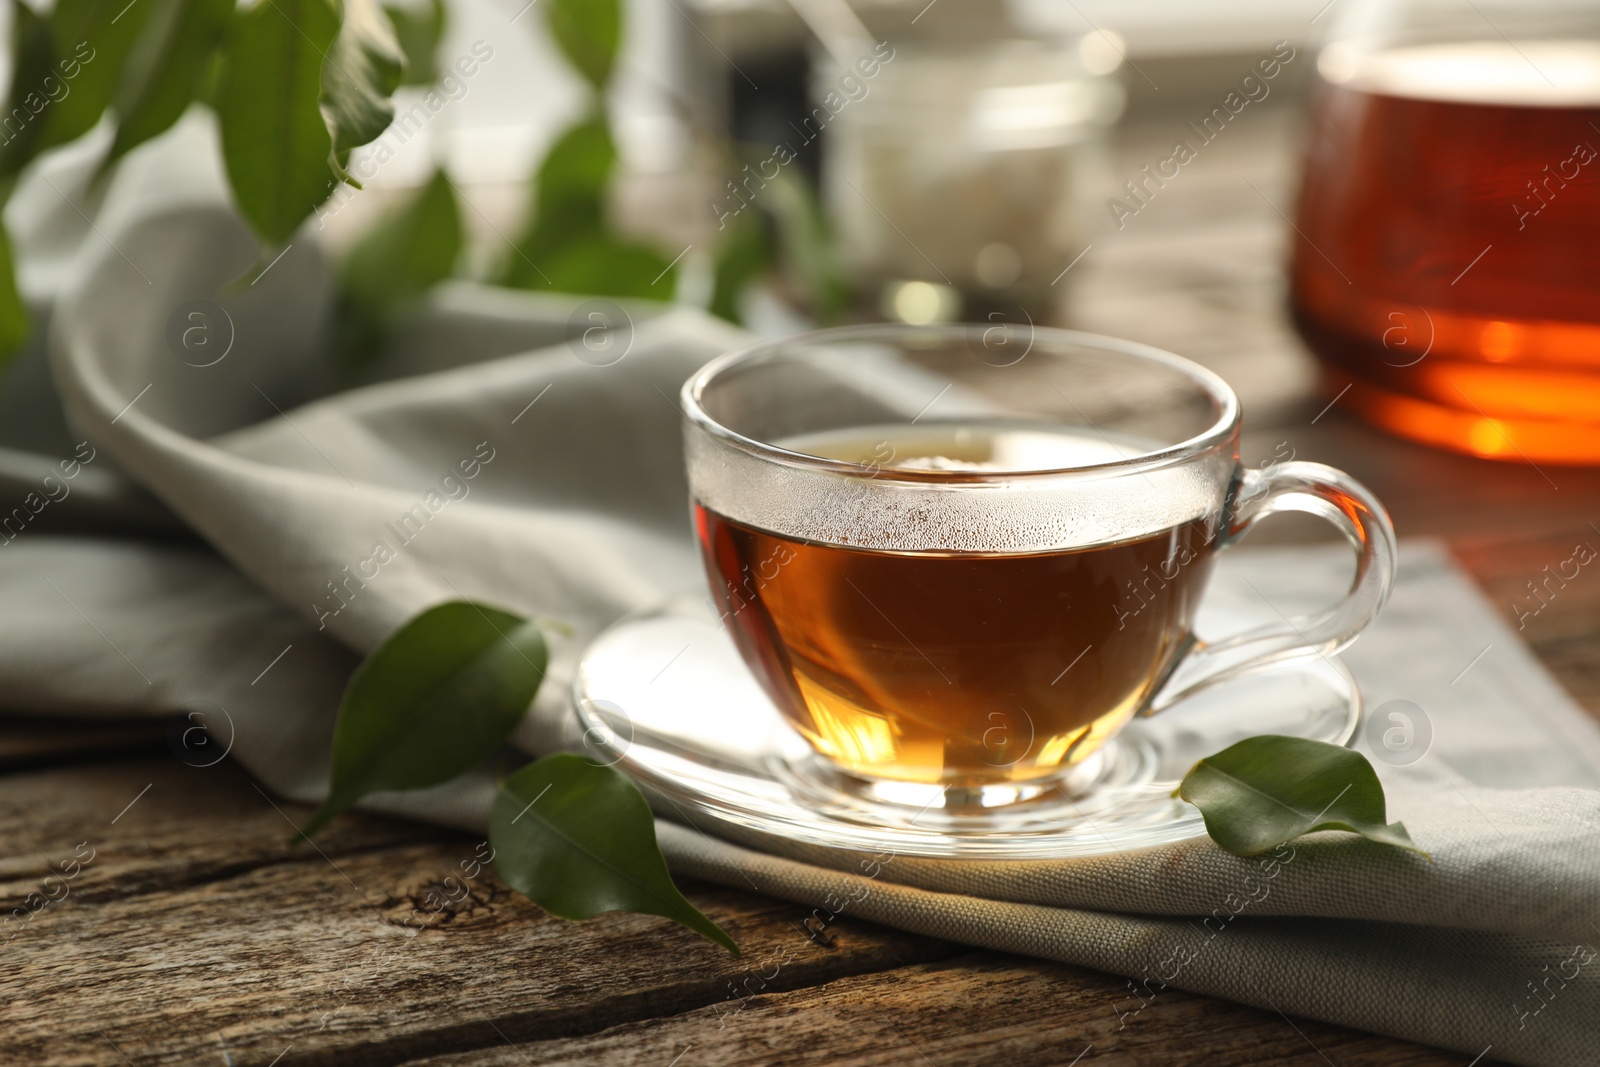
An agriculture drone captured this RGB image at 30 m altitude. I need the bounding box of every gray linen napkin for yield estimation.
[4,114,1598,1066]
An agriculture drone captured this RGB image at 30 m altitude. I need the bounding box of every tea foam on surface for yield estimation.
[687,421,1227,554]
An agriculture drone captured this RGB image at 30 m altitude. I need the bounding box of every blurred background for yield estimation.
[309,0,1327,385]
[353,0,1599,462]
[3,0,1597,463]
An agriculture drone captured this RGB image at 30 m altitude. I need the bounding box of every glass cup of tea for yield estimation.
[682,324,1396,808]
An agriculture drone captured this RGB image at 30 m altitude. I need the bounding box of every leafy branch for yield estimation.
[495,0,675,300]
[0,0,416,367]
[0,0,833,373]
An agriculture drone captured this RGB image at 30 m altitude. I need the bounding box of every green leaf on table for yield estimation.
[1176,735,1426,857]
[336,166,461,372]
[546,0,620,90]
[321,0,406,164]
[301,600,546,838]
[0,224,30,366]
[102,0,234,171]
[217,0,339,246]
[490,755,739,953]
[384,0,446,86]
[0,0,55,180]
[37,0,153,151]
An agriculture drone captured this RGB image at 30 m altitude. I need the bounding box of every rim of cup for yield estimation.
[682,322,1241,483]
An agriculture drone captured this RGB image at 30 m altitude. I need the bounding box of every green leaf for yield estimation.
[0,224,30,366]
[541,235,672,299]
[336,166,461,371]
[498,115,674,297]
[546,0,619,90]
[491,755,739,953]
[37,0,153,151]
[302,601,547,837]
[342,166,460,306]
[102,0,234,170]
[0,0,56,179]
[384,0,445,85]
[321,0,405,162]
[500,115,611,287]
[1176,735,1426,857]
[760,168,848,323]
[217,0,339,245]
[708,207,767,324]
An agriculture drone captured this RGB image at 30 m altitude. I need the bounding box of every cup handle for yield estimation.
[1146,460,1397,714]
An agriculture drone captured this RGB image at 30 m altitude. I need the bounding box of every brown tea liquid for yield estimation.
[1290,41,1600,462]
[695,424,1217,786]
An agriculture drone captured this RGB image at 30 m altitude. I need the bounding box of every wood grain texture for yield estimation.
[399,954,1473,1067]
[0,716,165,771]
[0,759,1494,1067]
[0,758,450,905]
[0,760,961,1067]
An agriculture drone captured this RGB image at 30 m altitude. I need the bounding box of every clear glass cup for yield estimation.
[681,323,1396,808]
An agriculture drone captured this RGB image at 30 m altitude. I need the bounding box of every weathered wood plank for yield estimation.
[3,850,956,1066]
[0,753,1509,1067]
[0,759,451,903]
[396,953,1483,1067]
[0,715,165,771]
[0,759,961,1067]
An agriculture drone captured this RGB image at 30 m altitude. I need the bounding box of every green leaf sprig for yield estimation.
[1176,735,1426,857]
[0,0,417,367]
[497,0,676,300]
[320,0,406,177]
[40,0,153,151]
[0,0,817,371]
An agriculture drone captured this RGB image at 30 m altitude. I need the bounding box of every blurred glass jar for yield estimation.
[821,35,1124,324]
[1289,1,1600,463]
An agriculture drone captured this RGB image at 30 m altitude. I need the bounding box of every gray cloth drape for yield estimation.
[4,115,1597,1066]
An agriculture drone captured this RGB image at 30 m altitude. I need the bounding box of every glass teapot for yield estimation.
[1288,0,1600,463]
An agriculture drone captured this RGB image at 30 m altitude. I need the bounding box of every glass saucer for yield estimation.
[572,598,1361,860]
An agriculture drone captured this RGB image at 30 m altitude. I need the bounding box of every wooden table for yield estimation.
[6,103,1593,1066]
